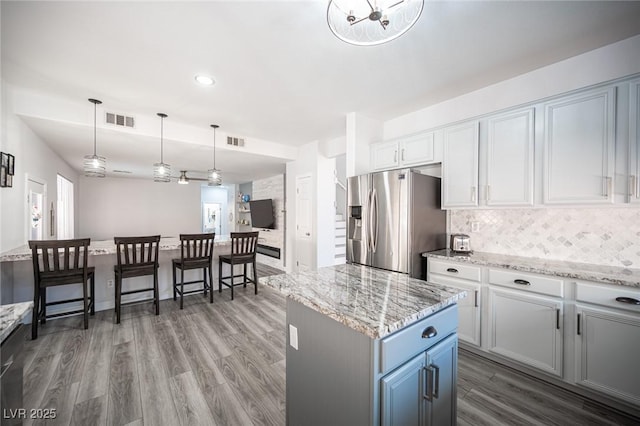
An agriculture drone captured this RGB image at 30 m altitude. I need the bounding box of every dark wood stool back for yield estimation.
[172,233,216,309]
[113,235,161,323]
[218,231,259,300]
[29,238,95,339]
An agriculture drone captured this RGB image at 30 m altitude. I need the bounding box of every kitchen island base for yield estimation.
[286,299,458,426]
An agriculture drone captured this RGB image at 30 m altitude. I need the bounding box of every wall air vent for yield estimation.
[106,112,135,128]
[227,136,245,147]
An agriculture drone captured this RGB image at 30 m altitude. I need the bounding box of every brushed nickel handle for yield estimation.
[394,150,397,163]
[513,279,531,286]
[422,326,438,339]
[615,296,640,305]
[486,185,491,201]
[603,176,612,198]
[423,366,434,401]
[577,313,582,335]
[471,186,476,203]
[556,308,560,330]
[432,365,440,399]
[401,148,405,161]
[446,268,458,274]
[474,290,479,308]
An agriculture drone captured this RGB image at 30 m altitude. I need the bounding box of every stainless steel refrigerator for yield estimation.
[346,169,446,278]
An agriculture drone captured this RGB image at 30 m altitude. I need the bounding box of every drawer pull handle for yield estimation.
[513,279,531,286]
[577,313,581,335]
[423,366,434,401]
[615,297,640,305]
[421,326,438,339]
[446,268,458,274]
[432,365,440,399]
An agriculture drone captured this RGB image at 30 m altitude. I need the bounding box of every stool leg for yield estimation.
[83,277,89,330]
[172,263,177,301]
[208,266,214,303]
[115,274,121,324]
[230,262,234,301]
[90,273,96,315]
[154,268,160,315]
[32,285,39,340]
[40,288,47,325]
[218,260,222,293]
[243,264,248,288]
[180,268,184,310]
[253,259,258,295]
[202,268,207,297]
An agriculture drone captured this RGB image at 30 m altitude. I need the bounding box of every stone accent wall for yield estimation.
[450,208,640,268]
[252,174,285,269]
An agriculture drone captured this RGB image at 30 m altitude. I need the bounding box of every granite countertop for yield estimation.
[0,236,232,263]
[424,249,640,289]
[0,302,33,342]
[261,264,467,340]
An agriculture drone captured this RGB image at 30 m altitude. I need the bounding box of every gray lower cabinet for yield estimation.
[1,324,27,426]
[287,299,459,426]
[381,334,458,426]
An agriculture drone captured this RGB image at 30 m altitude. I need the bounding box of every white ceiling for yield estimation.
[3,1,640,183]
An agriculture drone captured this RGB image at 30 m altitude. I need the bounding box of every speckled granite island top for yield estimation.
[261,264,467,340]
[0,302,33,342]
[0,236,232,262]
[425,249,640,288]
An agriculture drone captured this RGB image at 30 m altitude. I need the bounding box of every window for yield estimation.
[56,174,74,239]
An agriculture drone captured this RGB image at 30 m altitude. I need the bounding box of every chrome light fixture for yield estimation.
[327,0,423,46]
[83,98,106,177]
[208,124,222,186]
[153,113,171,182]
[177,170,189,185]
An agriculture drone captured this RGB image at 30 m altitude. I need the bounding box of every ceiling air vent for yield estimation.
[105,112,135,128]
[227,136,245,147]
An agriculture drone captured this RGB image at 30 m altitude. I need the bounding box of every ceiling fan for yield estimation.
[175,170,209,184]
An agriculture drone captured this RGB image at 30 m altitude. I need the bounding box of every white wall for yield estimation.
[346,112,382,177]
[384,35,640,139]
[78,176,201,240]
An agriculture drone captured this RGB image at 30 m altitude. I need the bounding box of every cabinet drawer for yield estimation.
[379,305,457,374]
[576,282,640,313]
[488,268,563,297]
[429,259,481,282]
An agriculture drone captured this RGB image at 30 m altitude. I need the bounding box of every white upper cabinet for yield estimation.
[630,79,640,204]
[485,108,535,206]
[371,140,400,171]
[371,132,437,171]
[442,121,479,208]
[543,87,616,204]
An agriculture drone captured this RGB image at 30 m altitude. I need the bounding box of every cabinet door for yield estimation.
[442,121,479,208]
[425,334,458,426]
[486,108,535,206]
[630,79,640,203]
[575,304,640,406]
[543,87,616,204]
[401,132,435,166]
[428,274,481,346]
[371,141,399,171]
[488,287,563,376]
[380,352,425,426]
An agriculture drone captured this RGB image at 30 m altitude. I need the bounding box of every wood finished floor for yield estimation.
[21,275,640,425]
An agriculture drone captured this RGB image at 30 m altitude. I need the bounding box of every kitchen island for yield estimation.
[261,264,467,426]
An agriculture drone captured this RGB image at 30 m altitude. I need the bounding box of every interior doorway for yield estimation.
[26,175,47,241]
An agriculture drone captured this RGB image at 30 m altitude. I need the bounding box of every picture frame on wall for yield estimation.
[0,166,6,187]
[7,154,14,175]
[6,173,12,188]
[0,152,8,169]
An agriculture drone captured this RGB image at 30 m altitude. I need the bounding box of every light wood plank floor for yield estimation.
[21,276,639,425]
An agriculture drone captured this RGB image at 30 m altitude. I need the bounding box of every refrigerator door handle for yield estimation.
[367,189,374,252]
[372,188,379,253]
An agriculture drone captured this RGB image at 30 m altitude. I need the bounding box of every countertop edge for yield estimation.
[424,251,640,289]
[0,301,34,343]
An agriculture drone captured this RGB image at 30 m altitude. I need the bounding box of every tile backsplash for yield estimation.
[450,208,640,268]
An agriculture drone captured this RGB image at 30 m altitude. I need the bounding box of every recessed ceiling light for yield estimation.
[195,74,215,86]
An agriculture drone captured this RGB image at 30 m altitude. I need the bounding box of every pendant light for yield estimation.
[177,170,189,185]
[83,98,106,177]
[208,124,222,186]
[153,113,171,182]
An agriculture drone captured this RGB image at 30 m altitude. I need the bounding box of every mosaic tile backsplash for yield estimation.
[450,208,640,268]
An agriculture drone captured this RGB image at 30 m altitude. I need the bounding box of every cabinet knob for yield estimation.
[615,296,640,305]
[421,326,438,339]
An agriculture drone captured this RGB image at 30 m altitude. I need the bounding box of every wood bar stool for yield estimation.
[218,231,259,300]
[113,235,161,324]
[172,232,215,309]
[29,238,95,340]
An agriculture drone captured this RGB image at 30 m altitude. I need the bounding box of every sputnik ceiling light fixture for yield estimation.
[326,0,423,46]
[153,113,171,182]
[83,98,106,177]
[208,124,222,186]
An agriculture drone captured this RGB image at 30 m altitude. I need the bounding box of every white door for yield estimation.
[488,287,563,377]
[27,176,47,241]
[295,174,313,271]
[575,304,640,406]
[401,132,435,166]
[442,121,479,208]
[486,108,534,206]
[630,79,640,203]
[543,87,616,204]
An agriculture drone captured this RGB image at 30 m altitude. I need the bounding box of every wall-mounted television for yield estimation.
[249,198,275,229]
